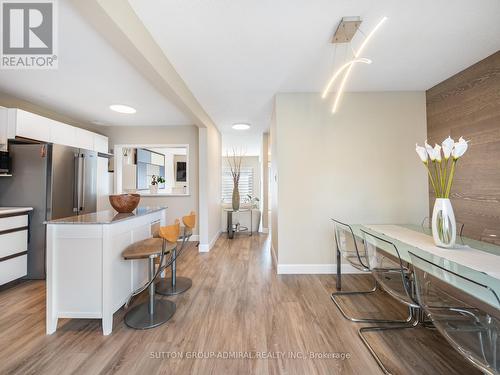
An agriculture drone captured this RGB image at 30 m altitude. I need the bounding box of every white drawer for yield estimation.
[0,254,27,285]
[0,214,28,232]
[0,229,28,258]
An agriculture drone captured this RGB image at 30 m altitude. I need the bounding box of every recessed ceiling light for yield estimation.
[109,104,136,114]
[232,123,250,130]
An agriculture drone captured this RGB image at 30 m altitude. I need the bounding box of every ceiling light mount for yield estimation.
[331,16,362,44]
[232,123,251,130]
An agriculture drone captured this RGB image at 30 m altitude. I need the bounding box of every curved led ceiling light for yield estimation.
[330,16,388,113]
[322,58,372,99]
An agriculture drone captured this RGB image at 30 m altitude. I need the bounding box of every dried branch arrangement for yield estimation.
[226,148,244,186]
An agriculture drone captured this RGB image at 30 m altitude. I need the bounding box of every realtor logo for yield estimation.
[1,0,58,69]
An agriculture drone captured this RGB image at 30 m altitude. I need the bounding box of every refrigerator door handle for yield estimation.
[73,153,79,213]
[81,154,86,211]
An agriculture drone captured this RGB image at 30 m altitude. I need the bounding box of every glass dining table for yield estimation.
[335,223,500,308]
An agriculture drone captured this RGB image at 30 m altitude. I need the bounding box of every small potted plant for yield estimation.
[150,175,165,194]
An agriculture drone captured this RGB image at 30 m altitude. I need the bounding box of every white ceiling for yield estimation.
[0,0,191,127]
[129,0,500,140]
[1,0,499,145]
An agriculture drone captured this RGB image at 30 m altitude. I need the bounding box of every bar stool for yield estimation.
[122,220,180,329]
[157,212,196,296]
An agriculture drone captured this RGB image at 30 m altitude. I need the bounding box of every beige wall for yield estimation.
[270,106,279,258]
[274,92,428,271]
[102,125,199,236]
[199,126,222,250]
[261,133,269,231]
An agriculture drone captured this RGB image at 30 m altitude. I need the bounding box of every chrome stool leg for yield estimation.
[331,280,413,323]
[125,256,176,330]
[156,246,192,296]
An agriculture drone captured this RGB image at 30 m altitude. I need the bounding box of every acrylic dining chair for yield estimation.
[331,219,411,324]
[409,251,500,375]
[358,229,423,375]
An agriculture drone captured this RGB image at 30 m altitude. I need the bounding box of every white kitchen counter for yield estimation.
[45,206,167,335]
[45,206,165,224]
[0,207,33,216]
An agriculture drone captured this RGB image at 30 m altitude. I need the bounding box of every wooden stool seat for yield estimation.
[179,212,196,239]
[122,238,176,260]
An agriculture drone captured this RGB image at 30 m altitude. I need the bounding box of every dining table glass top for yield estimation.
[347,223,500,308]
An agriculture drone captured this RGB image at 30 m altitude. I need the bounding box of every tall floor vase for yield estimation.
[232,184,240,211]
[432,198,456,248]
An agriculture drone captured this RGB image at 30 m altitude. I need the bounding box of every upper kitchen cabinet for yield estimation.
[93,134,109,154]
[75,128,95,151]
[8,109,51,143]
[0,108,108,153]
[50,121,76,147]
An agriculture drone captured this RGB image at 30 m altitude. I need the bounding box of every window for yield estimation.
[222,167,253,202]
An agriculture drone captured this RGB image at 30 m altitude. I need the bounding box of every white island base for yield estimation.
[46,207,167,335]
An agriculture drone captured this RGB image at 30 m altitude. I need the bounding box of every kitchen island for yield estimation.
[45,206,167,335]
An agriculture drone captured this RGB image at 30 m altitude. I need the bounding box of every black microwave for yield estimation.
[0,151,11,174]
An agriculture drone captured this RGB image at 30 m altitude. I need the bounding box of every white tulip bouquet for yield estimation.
[416,136,469,198]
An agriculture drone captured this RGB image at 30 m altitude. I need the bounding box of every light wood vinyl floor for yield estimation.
[0,234,479,375]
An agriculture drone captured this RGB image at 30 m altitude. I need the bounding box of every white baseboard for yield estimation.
[276,263,364,275]
[261,227,269,234]
[199,230,221,252]
[189,234,199,242]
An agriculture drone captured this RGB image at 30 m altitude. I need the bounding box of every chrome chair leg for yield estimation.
[124,256,176,330]
[156,236,192,296]
[358,308,424,375]
[331,280,413,323]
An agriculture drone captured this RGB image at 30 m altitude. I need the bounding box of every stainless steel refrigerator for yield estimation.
[0,143,97,279]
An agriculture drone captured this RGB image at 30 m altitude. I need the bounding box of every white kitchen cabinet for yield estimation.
[94,134,109,154]
[0,230,28,258]
[8,109,51,142]
[50,121,77,148]
[0,213,27,231]
[1,108,109,153]
[0,255,27,285]
[74,128,95,151]
[0,209,31,287]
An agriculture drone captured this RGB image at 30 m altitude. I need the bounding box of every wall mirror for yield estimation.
[114,144,189,196]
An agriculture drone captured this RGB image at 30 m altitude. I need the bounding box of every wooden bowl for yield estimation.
[109,194,140,213]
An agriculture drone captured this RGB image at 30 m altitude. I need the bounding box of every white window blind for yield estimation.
[222,167,253,202]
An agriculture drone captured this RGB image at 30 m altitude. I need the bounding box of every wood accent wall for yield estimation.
[426,50,500,240]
